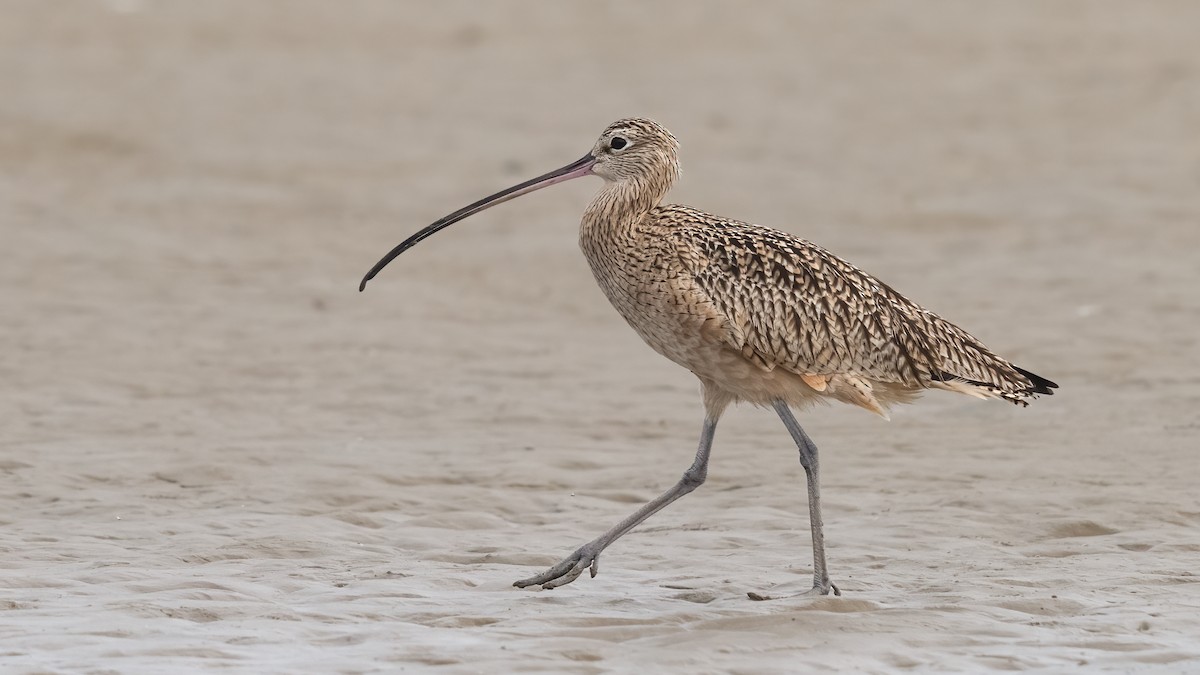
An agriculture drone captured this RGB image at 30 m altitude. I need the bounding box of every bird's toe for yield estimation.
[747,580,841,601]
[513,545,602,590]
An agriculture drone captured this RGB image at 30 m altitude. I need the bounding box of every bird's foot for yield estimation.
[747,579,841,601]
[513,542,604,590]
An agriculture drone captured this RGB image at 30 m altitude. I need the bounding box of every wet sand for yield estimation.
[3,1,1199,672]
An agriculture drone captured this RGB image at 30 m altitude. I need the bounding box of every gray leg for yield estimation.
[514,416,719,590]
[768,400,841,597]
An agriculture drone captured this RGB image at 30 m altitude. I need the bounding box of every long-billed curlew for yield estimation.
[359,118,1057,597]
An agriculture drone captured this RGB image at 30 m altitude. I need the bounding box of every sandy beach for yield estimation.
[3,1,1199,672]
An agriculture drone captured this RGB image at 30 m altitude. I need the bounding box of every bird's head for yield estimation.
[589,117,681,186]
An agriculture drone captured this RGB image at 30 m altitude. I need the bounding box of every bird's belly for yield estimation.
[585,249,816,407]
[614,297,820,406]
[598,274,710,369]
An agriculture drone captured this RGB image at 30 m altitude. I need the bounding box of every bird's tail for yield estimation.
[1013,366,1058,396]
[931,366,1058,406]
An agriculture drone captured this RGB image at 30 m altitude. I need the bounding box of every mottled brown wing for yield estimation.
[664,206,1033,393]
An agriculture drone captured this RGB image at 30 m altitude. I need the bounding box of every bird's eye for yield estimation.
[609,136,628,151]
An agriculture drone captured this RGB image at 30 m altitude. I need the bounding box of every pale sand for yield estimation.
[2,1,1199,672]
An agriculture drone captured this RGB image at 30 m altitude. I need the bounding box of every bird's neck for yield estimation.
[581,177,668,240]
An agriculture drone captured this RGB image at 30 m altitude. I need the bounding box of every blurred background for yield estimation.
[2,1,1198,671]
[4,0,1196,446]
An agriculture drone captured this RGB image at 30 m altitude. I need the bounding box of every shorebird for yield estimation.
[360,118,1056,597]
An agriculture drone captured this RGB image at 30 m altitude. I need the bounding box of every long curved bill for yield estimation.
[359,153,597,291]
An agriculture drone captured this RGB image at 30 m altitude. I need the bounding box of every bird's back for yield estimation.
[639,204,1056,410]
